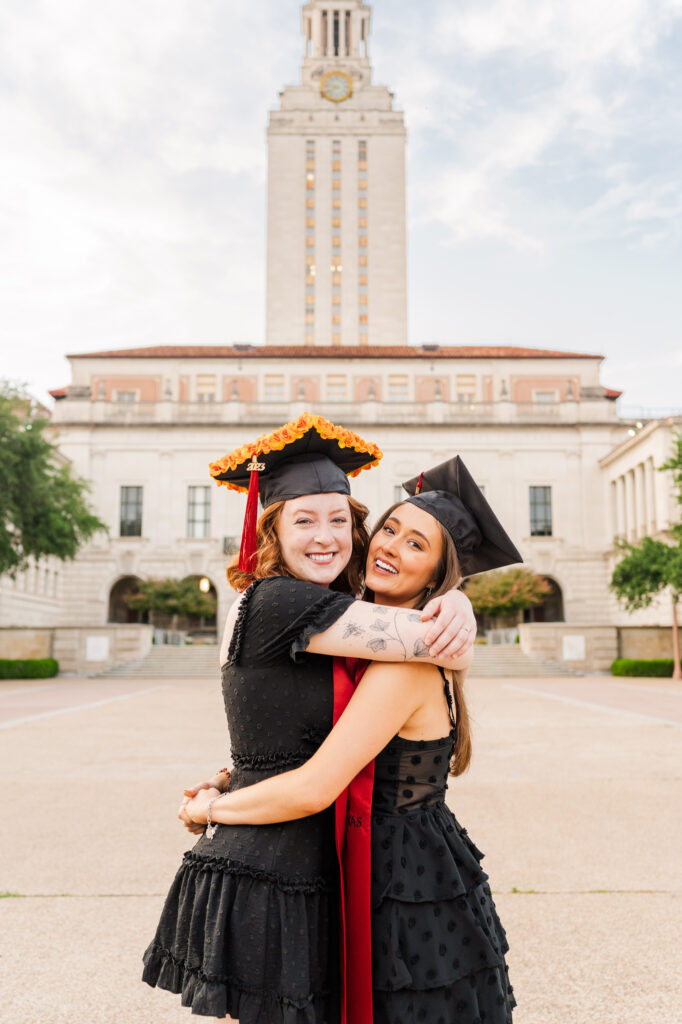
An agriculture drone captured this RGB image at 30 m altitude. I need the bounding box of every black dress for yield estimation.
[370,669,516,1024]
[142,577,355,1023]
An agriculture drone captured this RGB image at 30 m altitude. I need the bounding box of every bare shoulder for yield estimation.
[361,660,442,689]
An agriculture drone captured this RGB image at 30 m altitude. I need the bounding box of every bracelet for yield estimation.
[205,793,224,841]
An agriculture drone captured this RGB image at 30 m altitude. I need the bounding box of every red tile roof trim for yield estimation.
[67,344,604,360]
[603,387,623,399]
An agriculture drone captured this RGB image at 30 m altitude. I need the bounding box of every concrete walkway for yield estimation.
[1,673,680,1023]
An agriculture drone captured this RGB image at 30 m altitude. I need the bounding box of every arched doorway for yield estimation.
[188,575,218,637]
[523,577,565,623]
[108,576,148,624]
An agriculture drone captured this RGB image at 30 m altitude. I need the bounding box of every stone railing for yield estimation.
[51,397,621,427]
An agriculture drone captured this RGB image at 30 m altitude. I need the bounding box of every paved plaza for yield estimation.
[1,669,680,1024]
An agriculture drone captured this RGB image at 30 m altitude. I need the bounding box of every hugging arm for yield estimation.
[305,595,473,669]
[184,658,470,828]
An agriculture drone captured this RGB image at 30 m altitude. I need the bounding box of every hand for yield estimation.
[421,589,477,658]
[183,770,230,801]
[178,787,221,831]
[178,796,206,835]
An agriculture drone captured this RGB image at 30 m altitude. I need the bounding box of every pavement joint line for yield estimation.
[0,684,54,698]
[501,683,682,727]
[0,684,172,730]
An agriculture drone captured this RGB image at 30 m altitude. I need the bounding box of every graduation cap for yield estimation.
[402,456,522,577]
[210,412,382,572]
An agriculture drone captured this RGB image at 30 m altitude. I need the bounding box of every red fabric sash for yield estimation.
[333,656,374,1024]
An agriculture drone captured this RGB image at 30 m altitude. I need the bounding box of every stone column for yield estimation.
[327,11,334,57]
[617,474,627,539]
[637,462,648,538]
[646,456,657,532]
[340,8,347,56]
[626,469,637,541]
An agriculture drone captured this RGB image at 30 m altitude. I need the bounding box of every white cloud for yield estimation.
[0,0,680,408]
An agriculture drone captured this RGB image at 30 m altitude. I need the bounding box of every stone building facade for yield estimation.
[11,341,640,638]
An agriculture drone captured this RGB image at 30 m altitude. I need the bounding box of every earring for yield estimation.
[424,587,433,600]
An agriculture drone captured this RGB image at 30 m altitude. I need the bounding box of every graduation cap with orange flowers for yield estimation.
[209,412,382,573]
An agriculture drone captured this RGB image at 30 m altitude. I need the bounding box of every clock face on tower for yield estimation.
[320,70,353,103]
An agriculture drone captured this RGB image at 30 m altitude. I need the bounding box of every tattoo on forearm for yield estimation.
[393,610,408,661]
[413,638,430,658]
[343,621,366,639]
[371,620,390,633]
[367,638,388,653]
[407,612,422,622]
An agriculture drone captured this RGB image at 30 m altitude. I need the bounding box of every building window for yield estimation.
[327,375,347,402]
[388,375,409,403]
[534,390,558,404]
[264,375,285,402]
[196,374,216,402]
[120,487,143,537]
[187,486,211,539]
[530,486,553,537]
[393,485,404,503]
[115,391,137,403]
[456,375,476,401]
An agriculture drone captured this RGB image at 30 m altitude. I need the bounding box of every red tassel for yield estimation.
[238,467,260,572]
[416,472,424,495]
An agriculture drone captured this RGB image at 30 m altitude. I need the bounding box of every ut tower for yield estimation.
[266,1,408,348]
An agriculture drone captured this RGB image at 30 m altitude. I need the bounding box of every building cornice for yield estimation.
[67,344,605,361]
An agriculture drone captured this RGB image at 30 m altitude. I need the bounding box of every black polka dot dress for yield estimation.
[370,670,516,1024]
[142,577,355,1023]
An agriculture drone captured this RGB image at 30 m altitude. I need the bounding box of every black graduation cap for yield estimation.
[210,413,382,571]
[402,456,523,577]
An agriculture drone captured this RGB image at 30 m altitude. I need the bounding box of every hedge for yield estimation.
[611,658,674,678]
[0,658,59,680]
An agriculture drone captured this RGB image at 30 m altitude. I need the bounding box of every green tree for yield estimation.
[125,577,216,631]
[465,568,551,620]
[610,430,682,679]
[0,384,107,577]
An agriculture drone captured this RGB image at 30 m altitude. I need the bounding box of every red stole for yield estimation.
[333,656,374,1024]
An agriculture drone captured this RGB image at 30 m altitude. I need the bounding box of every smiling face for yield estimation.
[365,502,444,608]
[276,492,354,587]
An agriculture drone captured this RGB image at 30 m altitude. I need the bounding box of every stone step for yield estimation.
[468,645,573,677]
[103,642,572,680]
[103,644,220,678]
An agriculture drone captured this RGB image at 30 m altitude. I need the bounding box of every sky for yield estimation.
[1,0,681,413]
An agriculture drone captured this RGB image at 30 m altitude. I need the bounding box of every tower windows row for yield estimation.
[332,139,342,345]
[358,139,369,344]
[305,139,315,344]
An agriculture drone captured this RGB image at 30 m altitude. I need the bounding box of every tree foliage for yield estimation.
[125,577,216,623]
[0,384,107,577]
[609,429,682,678]
[464,568,551,618]
[610,536,682,610]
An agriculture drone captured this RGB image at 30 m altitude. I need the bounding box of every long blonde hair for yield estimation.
[227,495,370,595]
[364,502,473,776]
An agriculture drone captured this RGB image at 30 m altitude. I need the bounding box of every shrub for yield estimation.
[611,659,674,678]
[0,658,59,680]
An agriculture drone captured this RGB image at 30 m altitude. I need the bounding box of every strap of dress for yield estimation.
[437,666,457,731]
